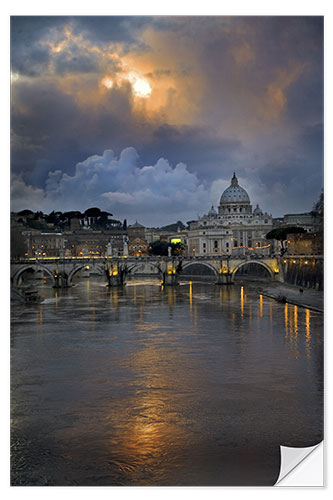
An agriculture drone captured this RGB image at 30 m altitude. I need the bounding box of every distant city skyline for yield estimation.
[11,16,323,225]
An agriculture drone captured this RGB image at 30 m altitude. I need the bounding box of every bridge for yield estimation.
[11,255,280,287]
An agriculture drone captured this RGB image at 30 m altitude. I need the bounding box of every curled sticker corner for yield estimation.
[275,441,323,486]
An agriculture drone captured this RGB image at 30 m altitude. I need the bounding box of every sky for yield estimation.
[10,16,323,226]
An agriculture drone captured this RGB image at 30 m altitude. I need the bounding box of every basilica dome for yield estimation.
[220,173,250,204]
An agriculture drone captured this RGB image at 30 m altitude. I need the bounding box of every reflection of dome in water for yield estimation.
[220,172,250,204]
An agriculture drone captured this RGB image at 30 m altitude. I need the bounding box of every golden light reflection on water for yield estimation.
[305,308,311,359]
[290,306,299,358]
[107,343,192,467]
[240,286,244,318]
[167,287,176,312]
[294,305,298,335]
[284,304,311,359]
[259,294,263,318]
[189,281,193,312]
[305,308,311,335]
[135,322,171,334]
[284,303,289,339]
[289,305,293,334]
[110,289,119,309]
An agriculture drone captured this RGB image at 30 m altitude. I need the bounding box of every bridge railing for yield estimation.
[11,253,279,265]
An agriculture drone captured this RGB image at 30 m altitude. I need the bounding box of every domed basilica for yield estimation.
[187,173,273,256]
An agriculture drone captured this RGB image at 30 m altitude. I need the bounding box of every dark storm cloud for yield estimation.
[197,16,323,129]
[260,17,323,126]
[26,159,55,188]
[11,17,66,75]
[53,47,101,76]
[247,16,323,66]
[285,67,323,125]
[11,79,82,177]
[141,124,241,182]
[248,121,323,215]
[11,44,51,77]
[69,16,151,46]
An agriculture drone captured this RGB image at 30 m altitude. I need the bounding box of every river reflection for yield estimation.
[11,277,323,486]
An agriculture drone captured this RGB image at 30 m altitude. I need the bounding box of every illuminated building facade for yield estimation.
[27,233,65,257]
[286,232,323,256]
[128,221,149,256]
[128,237,148,256]
[26,230,127,257]
[187,173,273,256]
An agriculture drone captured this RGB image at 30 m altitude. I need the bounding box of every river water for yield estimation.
[10,276,323,486]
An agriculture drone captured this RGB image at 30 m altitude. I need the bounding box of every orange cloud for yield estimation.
[258,65,306,122]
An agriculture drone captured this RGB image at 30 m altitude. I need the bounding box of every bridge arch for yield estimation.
[127,261,161,276]
[181,261,219,276]
[11,264,56,287]
[67,263,104,285]
[231,260,274,279]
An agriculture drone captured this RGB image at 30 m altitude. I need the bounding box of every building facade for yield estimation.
[24,230,127,257]
[65,230,126,257]
[127,221,146,240]
[283,213,317,233]
[127,221,149,256]
[128,237,149,256]
[187,173,274,257]
[286,232,323,256]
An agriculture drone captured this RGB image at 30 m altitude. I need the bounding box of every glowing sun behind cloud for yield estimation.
[101,70,152,98]
[127,72,152,98]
